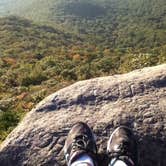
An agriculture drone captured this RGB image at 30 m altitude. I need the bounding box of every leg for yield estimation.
[107,126,138,166]
[64,122,98,166]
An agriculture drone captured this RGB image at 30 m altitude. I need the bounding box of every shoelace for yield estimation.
[108,141,132,158]
[108,142,135,166]
[71,135,90,152]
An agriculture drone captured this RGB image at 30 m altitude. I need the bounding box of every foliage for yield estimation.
[0,110,24,142]
[1,0,166,49]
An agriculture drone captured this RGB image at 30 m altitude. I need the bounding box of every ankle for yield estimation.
[70,154,95,166]
[109,156,135,166]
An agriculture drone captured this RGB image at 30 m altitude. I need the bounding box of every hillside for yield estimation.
[0,0,166,143]
[0,16,84,141]
[0,65,166,166]
[0,14,166,142]
[0,0,166,49]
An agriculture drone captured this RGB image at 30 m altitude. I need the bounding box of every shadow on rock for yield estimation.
[138,135,166,166]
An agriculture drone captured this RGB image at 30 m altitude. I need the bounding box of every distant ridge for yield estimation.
[0,0,165,49]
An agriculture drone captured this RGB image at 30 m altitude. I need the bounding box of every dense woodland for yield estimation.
[0,0,166,142]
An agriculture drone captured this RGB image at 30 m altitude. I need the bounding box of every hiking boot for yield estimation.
[107,126,138,166]
[64,122,97,166]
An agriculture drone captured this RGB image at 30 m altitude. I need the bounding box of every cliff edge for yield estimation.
[0,64,166,166]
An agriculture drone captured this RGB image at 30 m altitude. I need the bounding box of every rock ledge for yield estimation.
[0,64,166,166]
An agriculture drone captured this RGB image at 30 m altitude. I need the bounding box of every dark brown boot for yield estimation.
[64,122,98,166]
[107,126,138,166]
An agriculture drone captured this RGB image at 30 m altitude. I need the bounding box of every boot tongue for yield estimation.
[114,137,130,152]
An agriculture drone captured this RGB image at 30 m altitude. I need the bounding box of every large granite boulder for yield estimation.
[0,64,166,166]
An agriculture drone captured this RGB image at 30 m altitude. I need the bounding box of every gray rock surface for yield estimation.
[0,64,166,166]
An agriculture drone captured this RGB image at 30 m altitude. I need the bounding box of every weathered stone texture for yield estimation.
[0,64,166,166]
